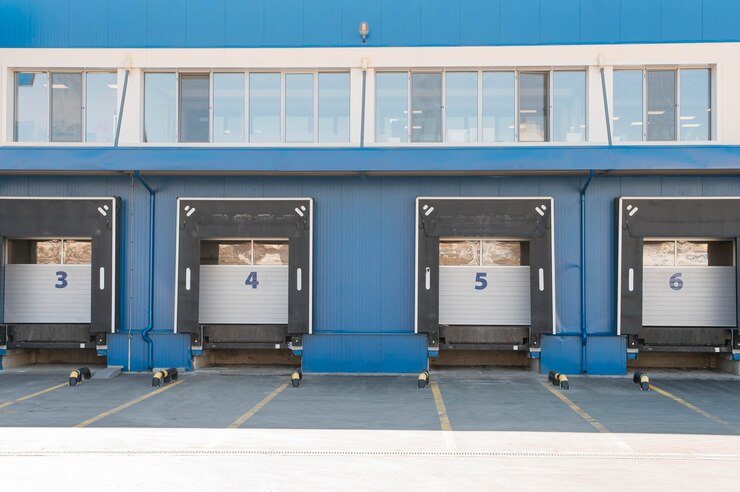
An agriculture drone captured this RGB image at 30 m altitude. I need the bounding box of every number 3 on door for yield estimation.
[245,272,259,289]
[474,272,487,290]
[55,271,68,289]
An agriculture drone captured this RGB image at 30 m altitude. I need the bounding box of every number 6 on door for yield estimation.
[474,272,487,290]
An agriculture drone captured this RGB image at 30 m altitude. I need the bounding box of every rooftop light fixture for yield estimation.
[359,21,369,45]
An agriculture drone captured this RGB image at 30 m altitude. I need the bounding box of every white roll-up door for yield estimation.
[4,239,92,323]
[438,239,531,326]
[198,239,289,324]
[642,239,736,327]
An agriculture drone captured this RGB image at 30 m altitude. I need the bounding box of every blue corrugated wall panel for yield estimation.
[2,172,740,372]
[302,334,426,373]
[2,0,740,48]
[586,337,627,375]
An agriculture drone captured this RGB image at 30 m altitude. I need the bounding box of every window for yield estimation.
[285,74,314,143]
[213,73,245,143]
[445,72,477,143]
[482,72,515,143]
[144,73,176,143]
[613,68,712,142]
[439,239,529,266]
[318,73,350,143]
[553,71,586,142]
[249,73,281,143]
[14,71,117,143]
[643,240,733,267]
[519,72,549,142]
[375,72,408,143]
[411,73,442,142]
[200,240,289,265]
[7,239,91,265]
[179,74,210,143]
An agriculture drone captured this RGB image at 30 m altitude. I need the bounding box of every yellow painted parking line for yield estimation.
[0,382,68,410]
[229,382,289,429]
[75,380,185,428]
[430,381,452,431]
[651,384,740,434]
[541,382,609,433]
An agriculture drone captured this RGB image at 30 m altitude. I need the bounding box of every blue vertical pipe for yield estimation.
[133,171,155,370]
[580,170,595,372]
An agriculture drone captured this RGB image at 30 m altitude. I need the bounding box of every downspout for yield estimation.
[360,57,368,148]
[133,171,155,370]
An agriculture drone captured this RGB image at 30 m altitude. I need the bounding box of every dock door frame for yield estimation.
[415,197,556,353]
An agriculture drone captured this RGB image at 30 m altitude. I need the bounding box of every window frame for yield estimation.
[612,65,714,143]
[13,70,118,144]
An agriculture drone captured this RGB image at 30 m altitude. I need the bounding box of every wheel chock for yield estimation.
[152,371,165,387]
[417,370,429,389]
[69,367,92,387]
[548,371,569,390]
[633,370,650,391]
[291,369,302,388]
[167,368,179,382]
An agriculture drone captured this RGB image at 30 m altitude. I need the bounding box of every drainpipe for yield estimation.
[360,57,368,147]
[580,170,595,372]
[133,171,156,370]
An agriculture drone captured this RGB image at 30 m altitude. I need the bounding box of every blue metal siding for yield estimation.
[2,0,740,48]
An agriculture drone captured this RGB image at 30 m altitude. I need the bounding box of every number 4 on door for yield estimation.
[245,272,259,289]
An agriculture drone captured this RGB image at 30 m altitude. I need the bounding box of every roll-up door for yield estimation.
[198,240,289,324]
[4,239,92,323]
[642,239,736,327]
[439,239,531,326]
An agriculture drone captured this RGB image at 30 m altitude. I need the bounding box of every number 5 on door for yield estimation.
[474,272,487,290]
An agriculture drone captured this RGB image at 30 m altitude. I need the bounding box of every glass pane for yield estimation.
[613,70,643,142]
[254,241,289,265]
[63,240,92,264]
[445,72,477,143]
[643,241,675,266]
[318,73,350,143]
[676,241,709,266]
[51,73,83,142]
[411,73,442,142]
[439,241,479,266]
[35,240,63,264]
[680,69,711,141]
[647,70,676,141]
[144,73,176,143]
[179,74,209,143]
[553,71,586,142]
[482,241,525,266]
[85,72,118,143]
[200,241,252,265]
[285,74,314,143]
[14,72,49,142]
[375,73,408,143]
[213,73,245,143]
[249,73,281,143]
[519,72,548,142]
[482,72,515,143]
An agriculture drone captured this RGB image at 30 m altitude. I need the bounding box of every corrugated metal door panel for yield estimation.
[4,264,91,323]
[643,267,736,327]
[439,266,531,325]
[198,265,288,324]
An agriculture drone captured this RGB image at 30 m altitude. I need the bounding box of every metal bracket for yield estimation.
[191,328,203,350]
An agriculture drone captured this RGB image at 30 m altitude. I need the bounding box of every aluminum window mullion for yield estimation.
[477,69,483,143]
[676,68,681,141]
[280,73,286,143]
[81,71,86,143]
[441,70,446,142]
[642,69,647,141]
[47,71,52,143]
[175,71,180,143]
[407,72,412,142]
[244,72,249,143]
[209,72,214,143]
[514,71,519,142]
[313,72,319,143]
[548,69,554,142]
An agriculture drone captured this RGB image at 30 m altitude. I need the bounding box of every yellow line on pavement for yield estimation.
[0,383,68,410]
[430,381,452,431]
[541,382,609,433]
[229,382,289,429]
[651,384,740,434]
[75,380,185,428]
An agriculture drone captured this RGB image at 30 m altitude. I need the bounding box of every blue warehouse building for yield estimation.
[0,0,739,376]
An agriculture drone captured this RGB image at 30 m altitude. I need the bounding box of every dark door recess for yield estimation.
[0,197,120,349]
[175,198,313,350]
[415,197,555,353]
[617,197,740,355]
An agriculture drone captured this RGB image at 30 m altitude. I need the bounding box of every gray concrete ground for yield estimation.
[1,366,739,490]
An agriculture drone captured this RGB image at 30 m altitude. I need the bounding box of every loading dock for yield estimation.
[174,198,313,355]
[0,197,119,351]
[415,197,555,357]
[617,197,740,358]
